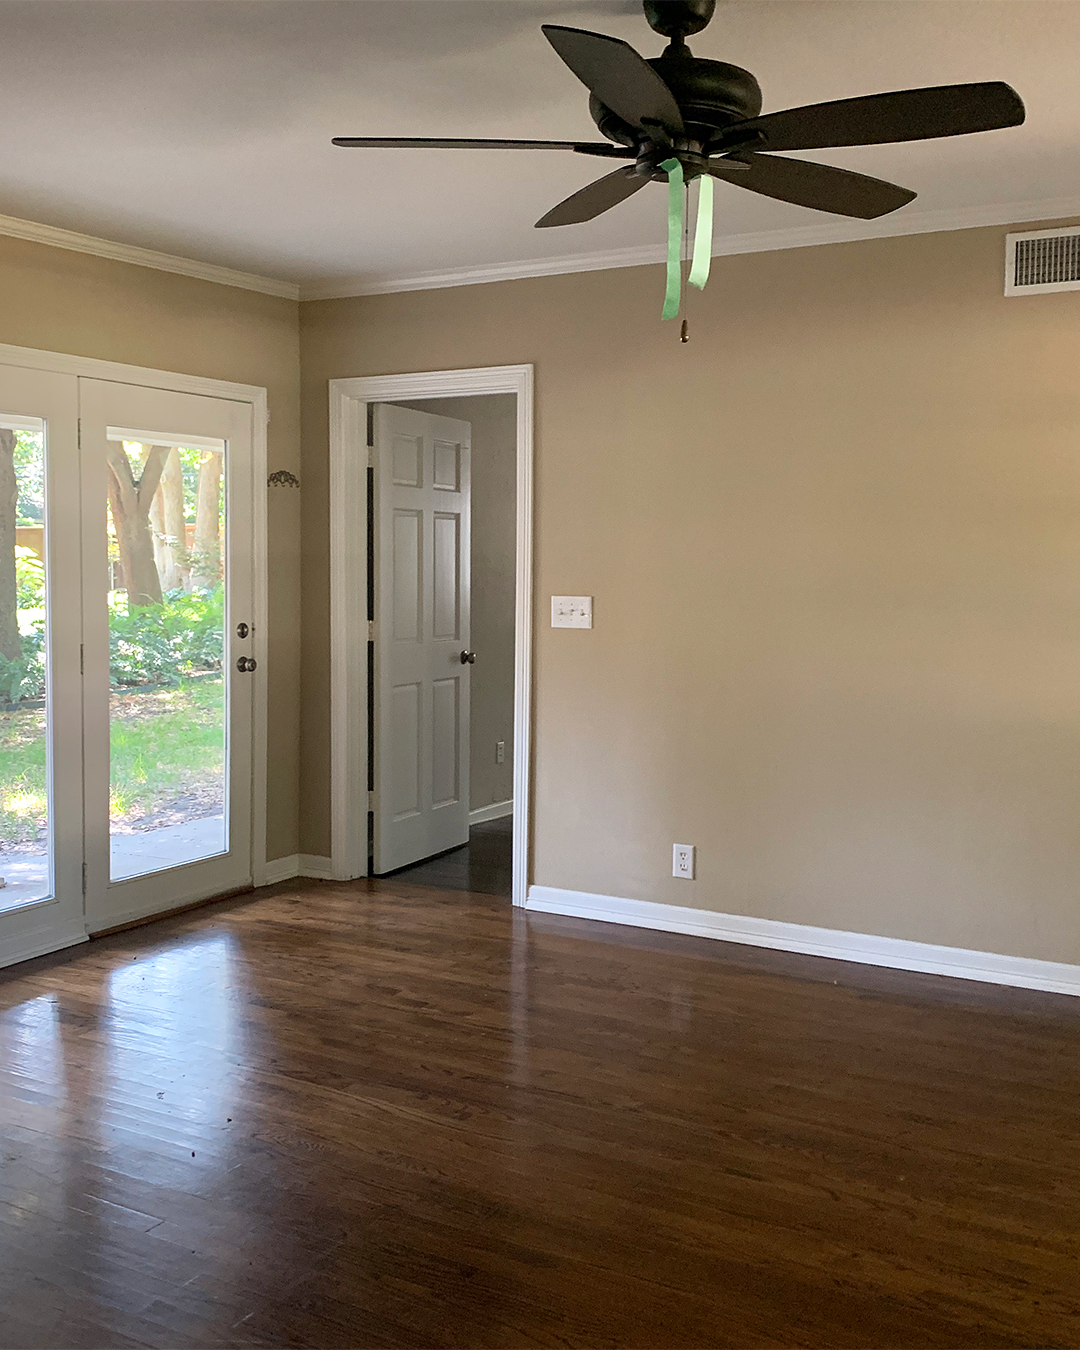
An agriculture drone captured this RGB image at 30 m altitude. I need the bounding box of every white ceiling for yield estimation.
[1,0,1077,296]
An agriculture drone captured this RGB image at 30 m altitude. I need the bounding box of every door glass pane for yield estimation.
[106,435,228,881]
[0,415,51,911]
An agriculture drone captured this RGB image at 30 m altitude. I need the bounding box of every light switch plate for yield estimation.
[552,596,593,629]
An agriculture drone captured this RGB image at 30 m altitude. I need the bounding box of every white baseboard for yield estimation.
[259,854,344,884]
[298,854,336,881]
[526,886,1080,998]
[469,799,513,825]
[0,922,88,973]
[261,854,300,885]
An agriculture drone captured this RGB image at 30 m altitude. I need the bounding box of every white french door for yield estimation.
[0,367,86,966]
[80,381,255,931]
[0,356,259,970]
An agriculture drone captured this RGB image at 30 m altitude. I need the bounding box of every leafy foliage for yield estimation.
[14,430,45,525]
[109,586,224,688]
[0,631,45,706]
[15,546,45,610]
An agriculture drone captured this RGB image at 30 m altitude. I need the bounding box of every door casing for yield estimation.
[328,365,533,906]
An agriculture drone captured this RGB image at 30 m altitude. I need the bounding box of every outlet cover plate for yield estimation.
[673,844,695,879]
[552,595,593,629]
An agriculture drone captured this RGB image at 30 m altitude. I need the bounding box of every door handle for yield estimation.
[459,650,476,665]
[236,656,257,672]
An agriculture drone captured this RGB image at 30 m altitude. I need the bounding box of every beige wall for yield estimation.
[396,395,517,812]
[301,219,1080,964]
[0,234,302,860]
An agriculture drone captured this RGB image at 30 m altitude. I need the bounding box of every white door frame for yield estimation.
[329,365,533,907]
[0,340,271,896]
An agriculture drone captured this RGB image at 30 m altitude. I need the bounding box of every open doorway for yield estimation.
[328,365,533,907]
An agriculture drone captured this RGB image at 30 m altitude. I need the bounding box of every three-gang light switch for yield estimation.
[551,596,593,629]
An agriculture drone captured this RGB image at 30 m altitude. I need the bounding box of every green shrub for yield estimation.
[109,586,224,688]
[15,546,45,610]
[0,630,46,705]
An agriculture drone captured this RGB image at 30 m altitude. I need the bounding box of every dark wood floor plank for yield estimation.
[3,875,1080,1348]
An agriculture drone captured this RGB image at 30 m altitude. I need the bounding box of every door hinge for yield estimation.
[265,405,271,425]
[368,619,375,641]
[81,862,87,895]
[79,644,84,675]
[77,417,82,449]
[368,790,375,812]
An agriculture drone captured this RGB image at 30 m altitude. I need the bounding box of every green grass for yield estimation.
[0,676,224,846]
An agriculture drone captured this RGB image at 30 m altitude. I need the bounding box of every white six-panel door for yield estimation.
[374,404,471,874]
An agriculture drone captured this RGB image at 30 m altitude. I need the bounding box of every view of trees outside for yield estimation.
[0,433,227,893]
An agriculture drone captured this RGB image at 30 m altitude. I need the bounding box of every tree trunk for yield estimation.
[159,448,189,592]
[106,442,169,607]
[149,486,168,585]
[0,429,21,662]
[191,450,223,589]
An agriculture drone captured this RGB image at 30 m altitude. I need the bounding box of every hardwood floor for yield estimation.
[386,815,512,896]
[2,880,1080,1349]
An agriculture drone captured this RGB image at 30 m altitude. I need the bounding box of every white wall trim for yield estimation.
[469,799,513,825]
[249,390,270,888]
[301,195,1080,301]
[6,195,1076,309]
[0,922,88,974]
[0,211,299,301]
[329,366,534,906]
[327,384,369,882]
[0,341,272,404]
[298,854,336,881]
[261,854,300,885]
[526,886,1080,998]
[258,855,339,885]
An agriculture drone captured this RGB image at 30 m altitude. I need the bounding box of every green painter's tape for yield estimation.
[660,158,683,320]
[689,173,713,290]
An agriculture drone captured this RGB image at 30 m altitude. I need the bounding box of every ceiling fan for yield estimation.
[333,0,1024,322]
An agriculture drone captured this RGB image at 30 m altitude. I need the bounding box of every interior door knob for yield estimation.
[460,650,476,664]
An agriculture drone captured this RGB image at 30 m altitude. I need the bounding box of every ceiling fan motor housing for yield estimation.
[589,55,763,153]
[643,0,716,39]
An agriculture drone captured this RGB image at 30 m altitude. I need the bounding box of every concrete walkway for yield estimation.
[0,815,226,911]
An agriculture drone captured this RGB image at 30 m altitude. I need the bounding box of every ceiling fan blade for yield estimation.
[332,136,632,155]
[709,152,915,218]
[535,166,649,228]
[717,82,1024,153]
[542,25,684,139]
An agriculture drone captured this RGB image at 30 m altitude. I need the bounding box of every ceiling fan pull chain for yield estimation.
[660,157,684,320]
[688,173,713,291]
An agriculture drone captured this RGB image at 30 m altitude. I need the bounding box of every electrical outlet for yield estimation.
[673,844,695,879]
[496,740,505,764]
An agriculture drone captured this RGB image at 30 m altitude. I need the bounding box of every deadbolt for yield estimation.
[236,622,250,639]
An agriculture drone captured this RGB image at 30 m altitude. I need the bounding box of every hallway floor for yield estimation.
[388,813,512,897]
[2,877,1080,1348]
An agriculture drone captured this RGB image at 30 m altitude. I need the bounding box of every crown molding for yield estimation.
[0,211,300,301]
[301,193,1080,302]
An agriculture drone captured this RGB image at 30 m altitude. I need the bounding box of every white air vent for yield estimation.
[1005,226,1080,296]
